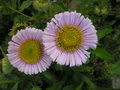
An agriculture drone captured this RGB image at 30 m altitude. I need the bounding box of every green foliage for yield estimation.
[92,48,113,62]
[31,86,41,90]
[11,83,18,90]
[97,28,112,39]
[110,61,120,77]
[19,0,33,12]
[43,71,58,82]
[0,0,119,89]
[0,74,19,84]
[2,56,14,74]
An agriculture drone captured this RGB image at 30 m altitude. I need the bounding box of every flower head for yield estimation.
[43,11,98,66]
[7,28,51,75]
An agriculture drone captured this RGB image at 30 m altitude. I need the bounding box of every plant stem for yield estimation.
[7,6,31,18]
[48,0,52,19]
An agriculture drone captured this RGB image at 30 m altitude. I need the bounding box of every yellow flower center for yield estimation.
[19,39,43,64]
[56,25,83,52]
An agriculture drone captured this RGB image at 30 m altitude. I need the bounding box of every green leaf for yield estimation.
[63,84,75,90]
[46,82,62,90]
[31,86,41,90]
[53,64,64,71]
[75,81,83,90]
[71,66,93,73]
[0,74,18,84]
[0,80,17,84]
[2,57,14,74]
[19,0,32,12]
[98,86,117,90]
[0,0,17,15]
[0,46,6,56]
[81,74,96,90]
[14,15,29,24]
[54,3,65,12]
[11,83,18,90]
[92,48,113,61]
[43,71,58,82]
[109,60,120,77]
[97,28,112,39]
[8,0,17,8]
[0,74,8,89]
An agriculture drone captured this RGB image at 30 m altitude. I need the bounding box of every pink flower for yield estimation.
[43,11,98,66]
[7,28,52,75]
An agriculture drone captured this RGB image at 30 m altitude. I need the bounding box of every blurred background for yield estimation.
[0,0,120,90]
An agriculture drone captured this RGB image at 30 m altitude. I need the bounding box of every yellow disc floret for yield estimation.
[19,39,43,64]
[56,25,84,52]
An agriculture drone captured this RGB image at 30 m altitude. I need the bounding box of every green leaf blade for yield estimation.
[92,48,113,61]
[19,0,32,12]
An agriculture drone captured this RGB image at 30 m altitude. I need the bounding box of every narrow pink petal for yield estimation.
[39,63,45,72]
[10,59,23,67]
[84,34,97,39]
[48,22,58,32]
[25,28,33,39]
[44,30,56,37]
[77,50,87,63]
[18,62,26,72]
[15,32,25,43]
[79,48,90,58]
[44,42,56,50]
[37,63,42,72]
[12,36,21,44]
[74,13,81,26]
[20,30,28,40]
[57,52,66,65]
[78,15,84,26]
[16,31,26,42]
[79,18,92,29]
[70,54,75,67]
[40,61,47,71]
[70,11,80,25]
[28,65,32,75]
[65,53,70,65]
[8,46,19,53]
[41,54,52,66]
[34,30,43,41]
[24,64,29,74]
[49,48,62,61]
[83,42,97,49]
[31,65,34,74]
[84,39,98,43]
[54,13,64,27]
[7,52,19,61]
[8,41,19,46]
[73,52,82,66]
[42,34,55,43]
[33,64,39,74]
[46,47,58,56]
[63,12,70,25]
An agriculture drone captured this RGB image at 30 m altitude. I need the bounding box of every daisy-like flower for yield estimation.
[7,28,51,75]
[43,11,98,66]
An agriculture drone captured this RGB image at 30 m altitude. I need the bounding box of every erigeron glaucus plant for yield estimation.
[7,28,52,75]
[43,11,98,66]
[0,0,118,89]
